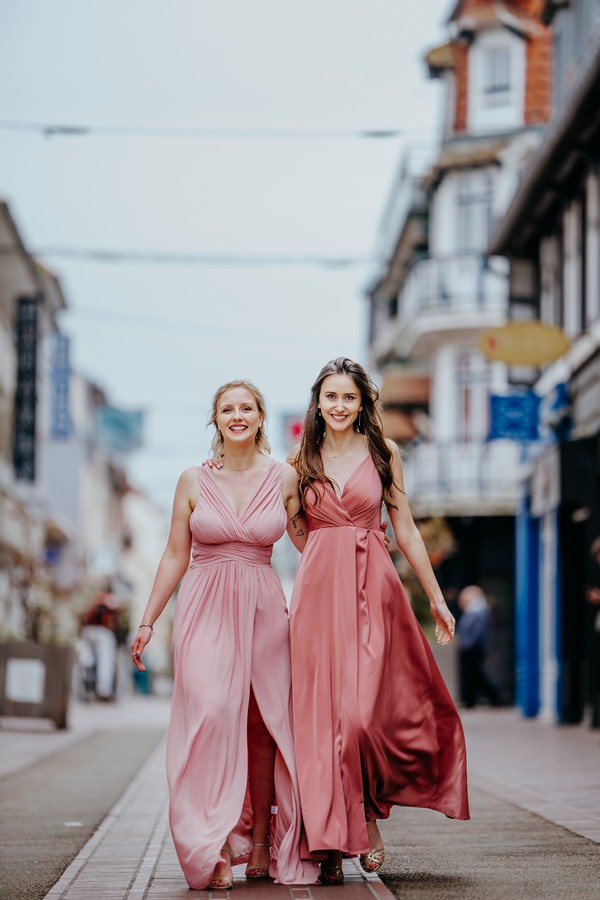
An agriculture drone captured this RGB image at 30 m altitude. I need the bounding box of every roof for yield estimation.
[425,42,455,77]
[449,1,545,37]
[421,136,514,190]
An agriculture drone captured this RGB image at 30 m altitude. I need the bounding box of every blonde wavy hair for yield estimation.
[209,380,271,458]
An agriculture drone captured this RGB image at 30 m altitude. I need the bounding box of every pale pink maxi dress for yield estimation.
[290,456,470,859]
[167,461,319,890]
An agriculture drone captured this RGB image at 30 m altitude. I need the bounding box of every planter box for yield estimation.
[0,642,74,729]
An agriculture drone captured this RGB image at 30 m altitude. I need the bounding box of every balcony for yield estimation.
[403,439,522,517]
[372,253,508,362]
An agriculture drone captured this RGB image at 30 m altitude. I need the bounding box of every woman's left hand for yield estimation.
[381,521,392,550]
[430,599,455,645]
[201,457,223,469]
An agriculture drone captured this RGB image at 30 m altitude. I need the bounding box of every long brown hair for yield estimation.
[294,357,396,508]
[209,380,271,458]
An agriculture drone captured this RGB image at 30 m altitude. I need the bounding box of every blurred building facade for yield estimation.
[0,201,171,680]
[490,0,600,726]
[367,0,551,699]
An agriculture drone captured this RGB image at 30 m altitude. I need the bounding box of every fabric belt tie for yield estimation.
[190,541,272,568]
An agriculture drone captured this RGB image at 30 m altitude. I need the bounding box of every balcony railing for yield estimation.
[371,253,509,362]
[399,253,507,321]
[403,439,522,516]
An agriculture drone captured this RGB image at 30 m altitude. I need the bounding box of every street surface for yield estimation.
[1,698,599,899]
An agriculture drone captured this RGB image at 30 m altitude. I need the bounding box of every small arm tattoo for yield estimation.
[290,516,305,537]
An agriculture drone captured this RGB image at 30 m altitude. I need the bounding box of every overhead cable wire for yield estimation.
[28,246,378,268]
[0,120,422,140]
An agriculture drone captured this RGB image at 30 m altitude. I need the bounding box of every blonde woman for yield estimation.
[131,381,318,891]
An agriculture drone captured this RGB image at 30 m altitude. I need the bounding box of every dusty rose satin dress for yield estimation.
[167,461,318,889]
[290,456,470,858]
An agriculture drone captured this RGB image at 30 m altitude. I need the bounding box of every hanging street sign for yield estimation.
[488,391,540,442]
[477,321,570,366]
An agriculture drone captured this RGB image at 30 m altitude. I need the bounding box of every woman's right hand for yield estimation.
[131,627,153,672]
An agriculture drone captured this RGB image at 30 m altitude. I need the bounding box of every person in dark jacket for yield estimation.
[457,585,501,709]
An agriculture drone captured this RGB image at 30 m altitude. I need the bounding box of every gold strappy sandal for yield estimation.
[209,843,234,891]
[359,847,385,873]
[245,841,270,879]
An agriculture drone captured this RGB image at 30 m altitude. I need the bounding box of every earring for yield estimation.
[355,411,363,432]
[317,408,322,418]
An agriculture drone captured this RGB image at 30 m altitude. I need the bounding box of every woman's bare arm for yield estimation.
[131,468,196,669]
[384,441,455,644]
[282,462,308,553]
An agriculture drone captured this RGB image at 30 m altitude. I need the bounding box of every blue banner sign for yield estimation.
[488,392,540,442]
[97,405,144,455]
[51,333,73,439]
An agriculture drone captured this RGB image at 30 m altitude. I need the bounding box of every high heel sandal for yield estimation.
[318,852,344,885]
[359,847,385,873]
[209,843,234,891]
[245,840,270,879]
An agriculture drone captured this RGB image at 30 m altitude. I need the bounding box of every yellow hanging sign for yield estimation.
[477,321,570,366]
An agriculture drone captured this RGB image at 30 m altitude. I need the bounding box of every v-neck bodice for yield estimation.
[190,461,287,565]
[304,454,384,533]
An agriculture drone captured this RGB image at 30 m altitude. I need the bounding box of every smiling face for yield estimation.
[216,386,263,447]
[318,373,362,433]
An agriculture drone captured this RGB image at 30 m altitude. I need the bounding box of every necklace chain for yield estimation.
[323,444,357,460]
[222,459,259,471]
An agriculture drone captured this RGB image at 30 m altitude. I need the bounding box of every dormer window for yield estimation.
[483,46,511,107]
[468,28,525,133]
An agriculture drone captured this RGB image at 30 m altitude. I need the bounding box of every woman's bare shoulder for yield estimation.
[385,438,401,458]
[179,465,200,485]
[281,460,299,482]
[286,442,301,465]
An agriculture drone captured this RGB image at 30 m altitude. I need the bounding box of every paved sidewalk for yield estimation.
[44,733,390,900]
[0,693,172,780]
[462,708,600,843]
[38,704,600,899]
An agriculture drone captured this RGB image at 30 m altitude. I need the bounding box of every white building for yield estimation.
[367,0,552,698]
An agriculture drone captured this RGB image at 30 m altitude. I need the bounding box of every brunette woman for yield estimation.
[288,358,469,884]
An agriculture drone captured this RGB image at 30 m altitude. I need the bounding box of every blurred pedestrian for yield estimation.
[287,357,469,885]
[585,537,600,727]
[457,585,501,709]
[80,591,120,701]
[131,381,318,891]
[585,536,600,612]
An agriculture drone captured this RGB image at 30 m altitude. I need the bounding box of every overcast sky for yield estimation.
[0,0,449,510]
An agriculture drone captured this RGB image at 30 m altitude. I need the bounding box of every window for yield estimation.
[457,352,492,441]
[456,172,493,253]
[483,46,511,107]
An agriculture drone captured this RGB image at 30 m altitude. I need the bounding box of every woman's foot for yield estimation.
[359,822,385,873]
[245,841,270,879]
[318,850,344,885]
[209,843,234,890]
